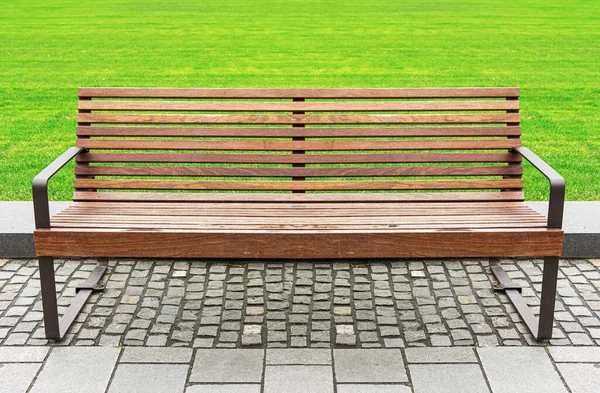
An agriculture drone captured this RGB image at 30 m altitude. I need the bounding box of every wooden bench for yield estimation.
[33,87,564,341]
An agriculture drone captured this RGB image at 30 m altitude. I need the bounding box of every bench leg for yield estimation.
[490,257,559,341]
[537,256,559,340]
[39,256,61,340]
[38,256,108,341]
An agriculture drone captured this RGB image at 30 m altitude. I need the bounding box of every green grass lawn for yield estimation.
[1,0,598,201]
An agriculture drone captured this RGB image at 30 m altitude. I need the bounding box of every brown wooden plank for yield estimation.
[59,203,537,216]
[78,100,520,112]
[76,139,521,151]
[34,229,562,259]
[74,179,524,191]
[76,152,522,164]
[51,211,543,221]
[72,191,526,202]
[78,87,520,99]
[67,201,530,209]
[77,113,521,125]
[50,216,547,227]
[59,208,537,218]
[76,126,522,138]
[48,222,547,231]
[74,165,522,178]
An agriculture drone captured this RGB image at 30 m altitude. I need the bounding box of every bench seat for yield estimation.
[35,196,562,259]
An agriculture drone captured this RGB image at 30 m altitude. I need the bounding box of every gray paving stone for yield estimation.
[108,364,188,393]
[405,347,476,363]
[30,347,120,393]
[557,363,600,393]
[0,346,49,362]
[186,385,261,393]
[548,347,600,362]
[264,366,333,393]
[190,349,264,383]
[0,363,41,393]
[334,349,408,383]
[336,385,412,393]
[266,348,331,365]
[410,364,489,393]
[568,333,594,345]
[4,332,30,345]
[121,347,193,363]
[478,347,568,393]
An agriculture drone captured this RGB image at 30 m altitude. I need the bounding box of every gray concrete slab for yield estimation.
[0,363,42,393]
[108,364,188,393]
[30,347,120,393]
[528,202,600,257]
[478,347,568,393]
[556,364,600,393]
[266,348,331,365]
[334,349,408,383]
[404,347,477,363]
[528,202,600,234]
[120,347,193,363]
[186,386,261,393]
[0,202,69,257]
[190,349,264,383]
[337,386,412,393]
[0,202,70,233]
[548,347,600,362]
[264,365,334,393]
[0,346,49,362]
[410,364,490,393]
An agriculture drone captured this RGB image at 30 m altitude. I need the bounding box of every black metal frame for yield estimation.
[33,147,108,340]
[490,147,565,341]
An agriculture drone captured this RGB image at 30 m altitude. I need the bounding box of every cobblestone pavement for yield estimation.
[1,258,600,348]
[1,346,599,392]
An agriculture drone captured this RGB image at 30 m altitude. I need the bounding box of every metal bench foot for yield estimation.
[490,257,558,341]
[38,257,108,341]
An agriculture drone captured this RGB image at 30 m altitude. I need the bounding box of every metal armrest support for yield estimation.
[32,147,86,228]
[512,146,565,228]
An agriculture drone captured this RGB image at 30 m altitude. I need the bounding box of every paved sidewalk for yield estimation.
[2,258,600,392]
[1,346,599,393]
[2,258,600,347]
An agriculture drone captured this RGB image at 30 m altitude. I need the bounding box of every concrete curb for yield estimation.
[1,201,598,258]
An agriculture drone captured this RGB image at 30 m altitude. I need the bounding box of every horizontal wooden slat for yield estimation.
[74,165,522,178]
[74,179,523,191]
[76,139,521,151]
[78,87,520,99]
[49,223,546,232]
[51,215,546,225]
[72,191,526,202]
[68,201,530,209]
[77,113,521,125]
[77,126,522,138]
[60,208,536,218]
[78,100,520,112]
[76,152,522,164]
[34,229,562,259]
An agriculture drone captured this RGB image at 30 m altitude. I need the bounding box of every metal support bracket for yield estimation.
[40,258,108,341]
[492,278,522,293]
[490,259,559,341]
[490,263,538,338]
[75,283,105,293]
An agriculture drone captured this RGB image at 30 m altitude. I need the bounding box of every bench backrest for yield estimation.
[73,88,524,202]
